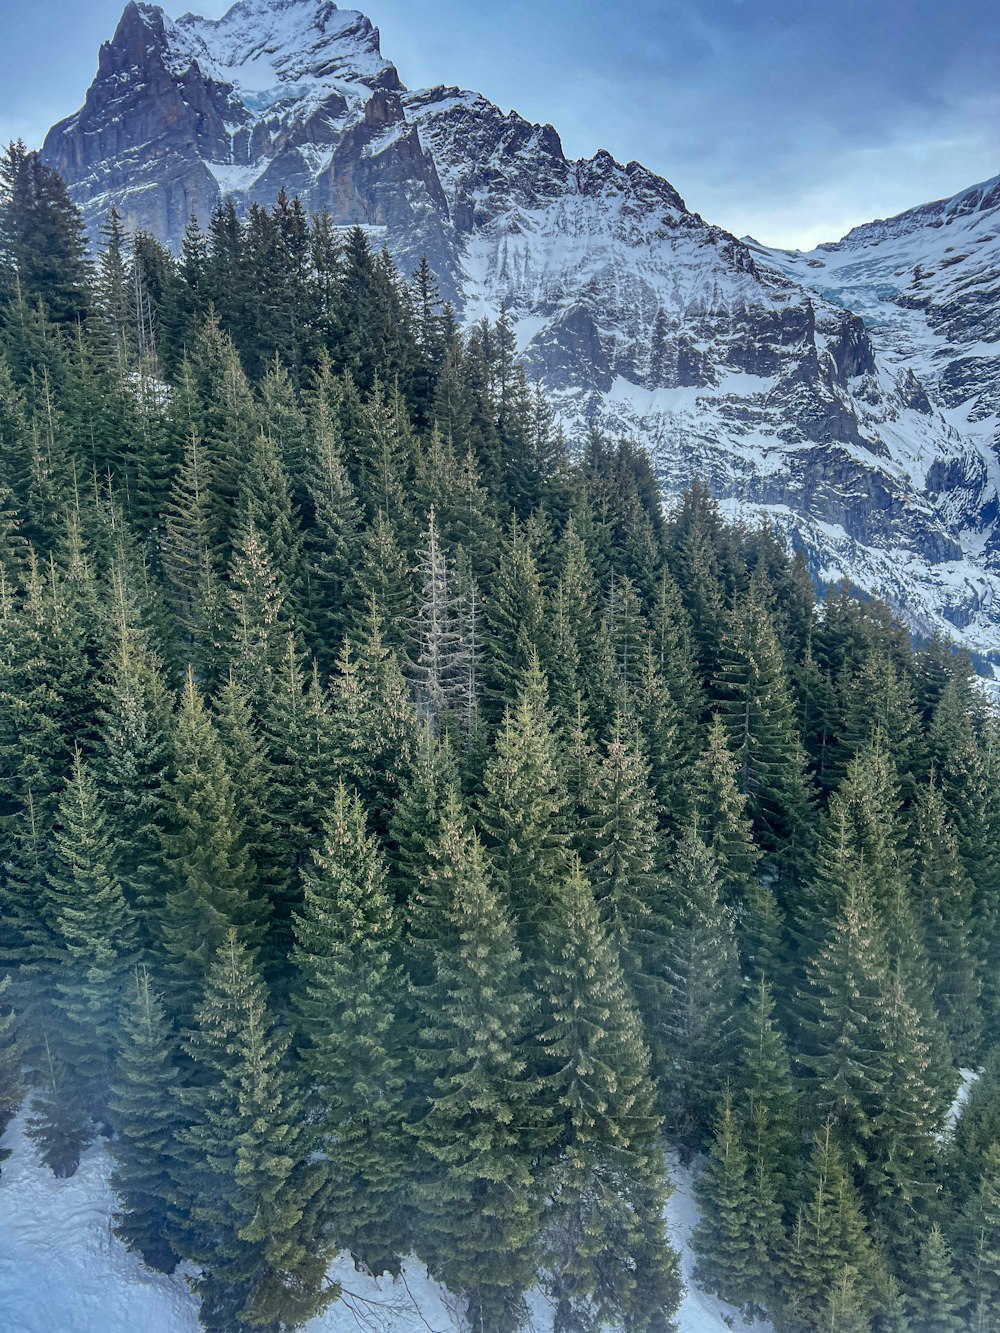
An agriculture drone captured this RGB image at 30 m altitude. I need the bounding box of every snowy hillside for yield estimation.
[39,0,1000,660]
[0,1109,764,1333]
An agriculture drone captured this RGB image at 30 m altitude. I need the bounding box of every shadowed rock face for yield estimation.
[40,0,1000,660]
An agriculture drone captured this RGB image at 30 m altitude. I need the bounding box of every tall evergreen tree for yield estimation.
[538,860,681,1333]
[409,810,545,1333]
[651,830,741,1156]
[292,782,409,1275]
[30,751,138,1165]
[158,672,261,1016]
[478,656,570,947]
[109,967,182,1273]
[175,930,333,1333]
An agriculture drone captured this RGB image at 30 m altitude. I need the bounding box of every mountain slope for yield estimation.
[0,1110,763,1333]
[40,0,1000,661]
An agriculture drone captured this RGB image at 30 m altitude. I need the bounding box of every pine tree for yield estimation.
[175,930,333,1333]
[158,672,261,1016]
[292,782,409,1275]
[329,611,417,833]
[408,811,544,1333]
[478,656,570,947]
[483,522,551,712]
[714,580,813,885]
[732,978,799,1191]
[109,967,181,1273]
[538,861,681,1333]
[908,1224,965,1333]
[28,1032,86,1178]
[0,142,91,324]
[954,1142,1000,1329]
[387,722,459,910]
[96,572,172,937]
[652,830,741,1156]
[778,1125,886,1333]
[691,714,761,903]
[40,751,138,1141]
[909,774,982,1063]
[692,1091,756,1309]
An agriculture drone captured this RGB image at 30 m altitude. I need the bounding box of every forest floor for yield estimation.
[0,1106,770,1333]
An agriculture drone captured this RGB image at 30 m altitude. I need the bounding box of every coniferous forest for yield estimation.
[2,139,1000,1333]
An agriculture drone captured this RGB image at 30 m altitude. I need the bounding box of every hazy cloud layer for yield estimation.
[1,0,997,248]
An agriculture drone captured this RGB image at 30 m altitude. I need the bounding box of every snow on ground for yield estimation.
[943,1068,980,1137]
[0,1107,758,1333]
[0,1112,201,1333]
[666,1153,772,1333]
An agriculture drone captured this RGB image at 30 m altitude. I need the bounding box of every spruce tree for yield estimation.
[778,1125,887,1333]
[479,660,571,954]
[158,672,261,1016]
[910,774,982,1064]
[908,1224,965,1333]
[714,580,813,885]
[652,830,741,1156]
[292,782,409,1275]
[954,1142,1000,1330]
[691,714,761,903]
[40,751,138,1142]
[538,861,681,1332]
[329,608,417,833]
[109,967,181,1273]
[692,1091,756,1310]
[0,975,22,1177]
[408,811,544,1333]
[175,930,333,1333]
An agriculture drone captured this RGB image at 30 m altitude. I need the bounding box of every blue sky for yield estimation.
[0,0,998,248]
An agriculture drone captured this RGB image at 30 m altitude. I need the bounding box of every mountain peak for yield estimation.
[168,0,399,99]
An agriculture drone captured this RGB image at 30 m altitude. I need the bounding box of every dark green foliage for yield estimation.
[175,930,333,1333]
[39,751,138,1144]
[158,673,261,1015]
[953,1142,1000,1329]
[0,974,22,1173]
[408,807,545,1333]
[538,861,681,1332]
[478,657,570,947]
[651,830,740,1157]
[0,170,991,1333]
[292,782,409,1275]
[0,142,91,324]
[908,1224,965,1332]
[692,1092,756,1308]
[109,968,181,1273]
[714,579,813,883]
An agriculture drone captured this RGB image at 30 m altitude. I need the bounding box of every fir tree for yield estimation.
[538,861,681,1333]
[692,1091,756,1310]
[109,967,181,1273]
[954,1143,1000,1330]
[409,811,544,1333]
[292,782,409,1275]
[41,751,138,1139]
[0,975,22,1176]
[158,672,261,1016]
[175,930,333,1333]
[714,580,813,885]
[478,656,570,947]
[908,1224,965,1333]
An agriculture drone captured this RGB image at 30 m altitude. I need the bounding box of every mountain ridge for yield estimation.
[39,0,1000,663]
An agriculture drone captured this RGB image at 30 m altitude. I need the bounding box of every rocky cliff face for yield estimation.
[40,0,1000,663]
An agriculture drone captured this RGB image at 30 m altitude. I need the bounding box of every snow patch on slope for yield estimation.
[0,1108,753,1333]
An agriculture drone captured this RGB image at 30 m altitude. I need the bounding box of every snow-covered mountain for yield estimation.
[40,0,1000,662]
